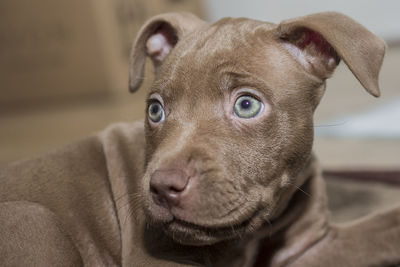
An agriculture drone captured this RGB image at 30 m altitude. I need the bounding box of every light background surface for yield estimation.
[205,0,400,42]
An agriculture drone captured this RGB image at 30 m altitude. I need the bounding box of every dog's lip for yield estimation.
[166,207,262,235]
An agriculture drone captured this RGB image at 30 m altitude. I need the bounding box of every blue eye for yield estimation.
[148,101,165,123]
[234,95,262,118]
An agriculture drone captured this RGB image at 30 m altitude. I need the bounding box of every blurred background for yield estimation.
[1,0,399,172]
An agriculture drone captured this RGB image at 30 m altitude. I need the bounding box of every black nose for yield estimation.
[150,169,189,208]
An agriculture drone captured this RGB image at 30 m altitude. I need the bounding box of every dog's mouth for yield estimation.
[162,207,263,245]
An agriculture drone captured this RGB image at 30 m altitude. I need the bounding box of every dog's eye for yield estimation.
[148,101,165,123]
[234,95,263,118]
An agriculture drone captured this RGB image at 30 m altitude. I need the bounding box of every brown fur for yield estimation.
[1,12,399,266]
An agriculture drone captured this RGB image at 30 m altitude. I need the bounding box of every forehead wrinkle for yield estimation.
[194,18,269,52]
[218,70,251,92]
[163,22,222,80]
[174,18,255,67]
[217,65,276,94]
[166,19,251,76]
[186,18,241,55]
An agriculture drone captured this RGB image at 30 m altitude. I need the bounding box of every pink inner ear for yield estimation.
[146,24,178,62]
[297,29,338,61]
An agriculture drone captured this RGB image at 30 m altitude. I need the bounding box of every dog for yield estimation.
[1,11,400,267]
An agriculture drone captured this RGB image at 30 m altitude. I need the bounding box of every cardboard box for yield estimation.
[0,0,204,108]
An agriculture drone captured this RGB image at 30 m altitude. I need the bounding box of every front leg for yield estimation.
[290,206,400,267]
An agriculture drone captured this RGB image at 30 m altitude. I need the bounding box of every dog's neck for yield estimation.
[259,164,330,267]
[211,157,330,267]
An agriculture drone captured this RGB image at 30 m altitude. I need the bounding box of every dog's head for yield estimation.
[129,12,385,245]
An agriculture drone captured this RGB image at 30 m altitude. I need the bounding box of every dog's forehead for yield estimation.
[178,17,277,62]
[152,18,279,97]
[198,17,275,47]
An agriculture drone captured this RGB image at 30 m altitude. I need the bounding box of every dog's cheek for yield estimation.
[207,133,276,220]
[266,114,314,217]
[144,123,157,160]
[196,180,244,219]
[242,109,314,214]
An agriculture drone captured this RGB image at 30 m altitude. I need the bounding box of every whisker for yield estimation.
[265,218,273,239]
[295,185,311,198]
[314,121,347,127]
[114,191,144,228]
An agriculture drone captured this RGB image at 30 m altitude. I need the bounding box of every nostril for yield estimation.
[151,181,185,196]
[168,185,182,193]
[150,185,158,195]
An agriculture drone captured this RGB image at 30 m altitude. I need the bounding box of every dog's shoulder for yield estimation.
[0,135,104,190]
[0,120,146,201]
[99,120,146,155]
[98,120,146,177]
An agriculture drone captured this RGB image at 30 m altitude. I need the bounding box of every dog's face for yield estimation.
[129,12,384,245]
[142,20,317,245]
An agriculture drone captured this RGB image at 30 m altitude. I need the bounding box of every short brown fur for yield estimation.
[1,12,399,267]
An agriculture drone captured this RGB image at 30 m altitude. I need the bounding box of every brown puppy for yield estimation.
[0,12,399,267]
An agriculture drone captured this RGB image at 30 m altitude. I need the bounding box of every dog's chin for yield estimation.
[163,219,232,246]
[146,206,265,246]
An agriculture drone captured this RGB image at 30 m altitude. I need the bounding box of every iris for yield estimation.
[148,101,164,122]
[234,95,262,118]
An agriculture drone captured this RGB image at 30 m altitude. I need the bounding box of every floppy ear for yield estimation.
[276,12,386,97]
[129,12,206,92]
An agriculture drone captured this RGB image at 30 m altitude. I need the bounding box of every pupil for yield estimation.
[151,104,159,114]
[241,99,251,109]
